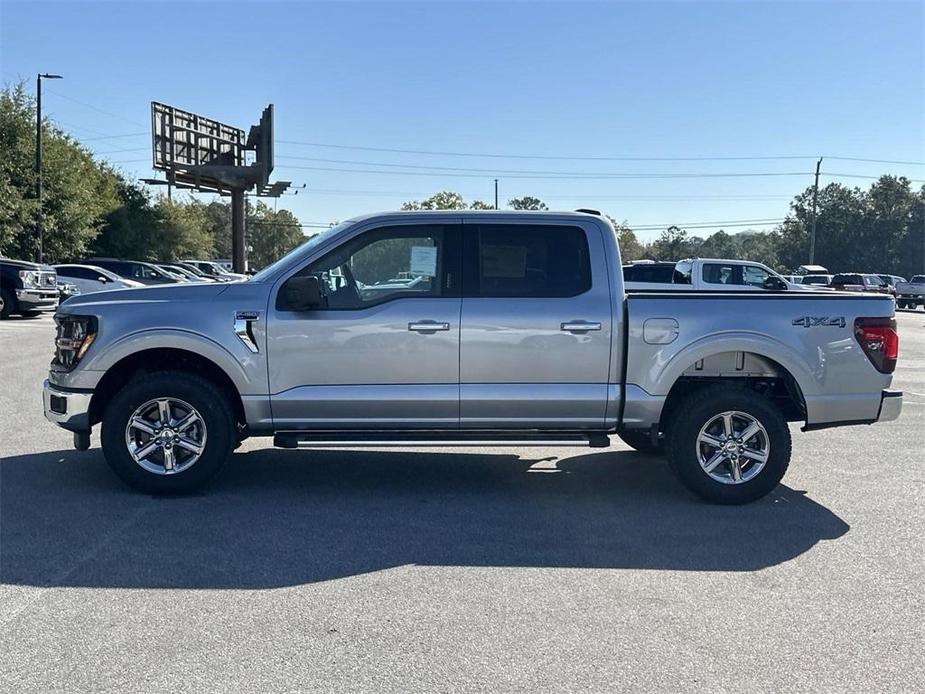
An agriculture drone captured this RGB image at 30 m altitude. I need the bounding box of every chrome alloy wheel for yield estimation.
[125,397,207,475]
[696,410,770,485]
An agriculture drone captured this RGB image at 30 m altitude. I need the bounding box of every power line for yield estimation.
[301,187,792,200]
[91,146,150,155]
[80,131,148,141]
[827,155,925,166]
[279,139,816,162]
[277,154,807,177]
[276,163,815,180]
[44,88,147,128]
[279,140,925,166]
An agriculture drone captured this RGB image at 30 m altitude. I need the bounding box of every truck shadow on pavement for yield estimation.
[1,447,849,589]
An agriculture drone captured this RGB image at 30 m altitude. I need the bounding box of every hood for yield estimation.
[1,258,55,272]
[57,281,231,314]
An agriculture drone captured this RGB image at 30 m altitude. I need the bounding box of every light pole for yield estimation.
[36,72,63,263]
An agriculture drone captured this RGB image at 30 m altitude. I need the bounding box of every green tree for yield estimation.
[508,196,548,210]
[401,191,467,210]
[0,82,120,261]
[698,230,739,259]
[151,197,214,261]
[91,179,161,260]
[246,201,306,269]
[604,215,646,261]
[469,200,495,210]
[649,226,699,261]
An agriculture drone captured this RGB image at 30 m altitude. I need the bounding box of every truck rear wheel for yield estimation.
[666,385,791,504]
[100,372,235,494]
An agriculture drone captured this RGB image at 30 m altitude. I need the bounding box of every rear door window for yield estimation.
[702,263,740,285]
[469,225,591,298]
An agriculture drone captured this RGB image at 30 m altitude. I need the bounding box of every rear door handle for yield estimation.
[561,321,602,333]
[408,321,451,332]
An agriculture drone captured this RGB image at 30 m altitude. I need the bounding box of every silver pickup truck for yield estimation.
[43,211,903,503]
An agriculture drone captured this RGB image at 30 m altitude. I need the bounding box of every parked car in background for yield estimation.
[877,274,906,289]
[830,273,895,296]
[895,275,925,310]
[799,274,834,287]
[83,259,181,286]
[622,260,676,284]
[0,258,59,318]
[55,264,144,294]
[159,263,216,282]
[57,280,81,304]
[174,262,230,282]
[624,257,803,292]
[154,264,195,282]
[181,259,247,282]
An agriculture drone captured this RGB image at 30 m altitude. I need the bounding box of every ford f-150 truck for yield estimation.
[896,275,925,310]
[42,211,903,503]
[1,258,59,318]
[623,257,810,292]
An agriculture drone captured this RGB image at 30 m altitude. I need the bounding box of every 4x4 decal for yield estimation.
[792,316,846,328]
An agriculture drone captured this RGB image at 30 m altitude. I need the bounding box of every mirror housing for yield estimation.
[763,276,788,291]
[279,275,325,311]
[98,276,109,283]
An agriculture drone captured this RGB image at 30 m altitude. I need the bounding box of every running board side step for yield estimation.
[274,431,611,449]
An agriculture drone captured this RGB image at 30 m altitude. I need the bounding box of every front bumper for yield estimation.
[43,379,92,432]
[16,289,59,312]
[877,389,903,423]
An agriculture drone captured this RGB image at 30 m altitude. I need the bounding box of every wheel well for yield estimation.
[659,352,807,433]
[88,348,247,433]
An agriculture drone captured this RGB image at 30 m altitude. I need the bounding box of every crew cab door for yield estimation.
[266,222,462,429]
[459,221,612,428]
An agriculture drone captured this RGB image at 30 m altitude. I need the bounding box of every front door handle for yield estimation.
[408,320,451,332]
[561,321,602,333]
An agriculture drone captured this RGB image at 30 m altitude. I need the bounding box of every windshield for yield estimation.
[250,221,354,282]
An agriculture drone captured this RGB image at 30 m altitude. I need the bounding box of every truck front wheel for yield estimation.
[666,385,791,504]
[100,372,235,494]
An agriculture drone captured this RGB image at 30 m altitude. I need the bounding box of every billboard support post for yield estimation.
[231,189,246,274]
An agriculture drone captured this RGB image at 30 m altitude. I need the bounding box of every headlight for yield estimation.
[53,315,98,370]
[19,270,41,289]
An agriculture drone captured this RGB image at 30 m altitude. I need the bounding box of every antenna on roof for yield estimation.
[575,208,601,216]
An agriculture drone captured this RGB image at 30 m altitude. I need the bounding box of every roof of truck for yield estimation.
[343,209,607,225]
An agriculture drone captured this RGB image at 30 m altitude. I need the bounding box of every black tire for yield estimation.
[100,371,236,494]
[0,288,15,319]
[617,429,664,454]
[666,385,791,505]
[21,310,43,318]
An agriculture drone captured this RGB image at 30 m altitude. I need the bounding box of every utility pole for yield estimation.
[494,179,499,210]
[35,73,62,263]
[809,157,822,265]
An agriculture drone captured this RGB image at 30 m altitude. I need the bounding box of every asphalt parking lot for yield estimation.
[1,310,923,693]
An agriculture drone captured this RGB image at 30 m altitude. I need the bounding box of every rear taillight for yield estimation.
[854,317,898,374]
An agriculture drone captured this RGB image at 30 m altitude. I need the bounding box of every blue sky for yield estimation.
[3,0,923,240]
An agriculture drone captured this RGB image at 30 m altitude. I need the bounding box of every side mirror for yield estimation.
[763,276,788,291]
[280,275,325,311]
[98,276,109,283]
